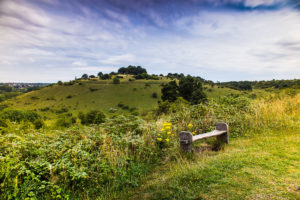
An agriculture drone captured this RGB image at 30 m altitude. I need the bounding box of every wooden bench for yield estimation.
[179,122,229,152]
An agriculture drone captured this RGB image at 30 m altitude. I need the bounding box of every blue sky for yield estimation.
[0,0,300,82]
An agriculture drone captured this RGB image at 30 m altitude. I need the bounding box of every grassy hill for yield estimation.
[7,77,169,115]
[6,76,246,117]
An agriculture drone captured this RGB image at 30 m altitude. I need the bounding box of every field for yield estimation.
[5,77,248,118]
[7,78,169,115]
[0,78,299,200]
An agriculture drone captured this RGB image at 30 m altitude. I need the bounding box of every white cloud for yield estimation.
[0,0,300,82]
[72,66,117,72]
[72,61,87,66]
[99,54,136,65]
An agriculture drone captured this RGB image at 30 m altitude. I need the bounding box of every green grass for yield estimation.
[7,78,243,118]
[8,78,168,114]
[116,129,300,200]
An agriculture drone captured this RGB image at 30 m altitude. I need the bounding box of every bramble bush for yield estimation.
[78,110,105,125]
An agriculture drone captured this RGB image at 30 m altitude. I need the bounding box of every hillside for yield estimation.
[7,77,169,115]
[5,76,244,117]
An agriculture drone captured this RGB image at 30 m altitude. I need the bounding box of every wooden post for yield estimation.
[179,131,193,153]
[216,122,229,144]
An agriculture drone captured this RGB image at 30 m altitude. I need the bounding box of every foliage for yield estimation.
[33,118,45,129]
[113,77,120,84]
[155,122,175,148]
[152,92,158,98]
[0,109,41,123]
[178,75,206,104]
[55,114,76,128]
[118,65,147,75]
[78,110,106,125]
[161,81,179,102]
[81,74,88,79]
[99,74,111,80]
[1,91,300,199]
[161,76,206,104]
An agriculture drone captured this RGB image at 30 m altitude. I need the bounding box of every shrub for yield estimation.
[30,96,40,100]
[152,92,158,98]
[117,102,124,108]
[89,88,98,92]
[0,118,7,127]
[33,118,45,129]
[55,107,68,114]
[113,77,120,84]
[0,109,40,123]
[79,110,106,125]
[40,107,50,112]
[66,95,72,99]
[55,115,76,128]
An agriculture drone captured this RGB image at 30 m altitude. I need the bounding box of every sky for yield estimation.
[0,0,300,83]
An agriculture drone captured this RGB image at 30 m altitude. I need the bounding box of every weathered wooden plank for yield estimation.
[192,130,227,142]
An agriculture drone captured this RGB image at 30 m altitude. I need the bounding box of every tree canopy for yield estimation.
[161,76,206,104]
[118,65,147,75]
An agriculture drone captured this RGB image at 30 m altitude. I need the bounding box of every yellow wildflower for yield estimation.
[164,126,171,130]
[157,133,161,136]
[165,138,170,142]
[167,131,171,135]
[192,132,196,135]
[188,123,193,128]
[171,134,174,137]
[163,122,171,126]
[157,138,162,141]
[161,128,165,131]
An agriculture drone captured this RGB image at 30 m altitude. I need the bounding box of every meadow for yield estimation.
[0,77,299,200]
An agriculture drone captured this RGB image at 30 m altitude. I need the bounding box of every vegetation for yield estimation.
[118,65,147,75]
[161,76,207,104]
[1,69,300,199]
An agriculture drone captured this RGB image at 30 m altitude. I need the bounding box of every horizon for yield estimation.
[1,0,300,82]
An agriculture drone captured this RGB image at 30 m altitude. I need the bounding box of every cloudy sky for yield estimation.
[0,0,300,82]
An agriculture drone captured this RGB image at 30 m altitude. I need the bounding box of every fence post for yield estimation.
[179,131,193,153]
[216,122,229,144]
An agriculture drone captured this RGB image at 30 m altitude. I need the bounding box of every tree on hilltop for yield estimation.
[118,65,147,75]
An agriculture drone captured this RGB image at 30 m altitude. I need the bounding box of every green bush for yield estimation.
[33,118,45,129]
[78,110,106,125]
[55,115,76,128]
[113,77,120,84]
[152,92,158,98]
[0,109,40,123]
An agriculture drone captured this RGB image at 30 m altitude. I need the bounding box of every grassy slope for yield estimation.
[7,77,245,116]
[116,130,300,200]
[8,78,169,114]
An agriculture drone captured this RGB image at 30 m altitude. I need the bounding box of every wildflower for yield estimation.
[188,123,193,128]
[164,126,171,130]
[161,128,165,131]
[157,133,161,136]
[157,138,162,141]
[163,122,172,126]
[167,131,171,135]
[165,138,170,142]
[171,134,174,137]
[192,132,196,135]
